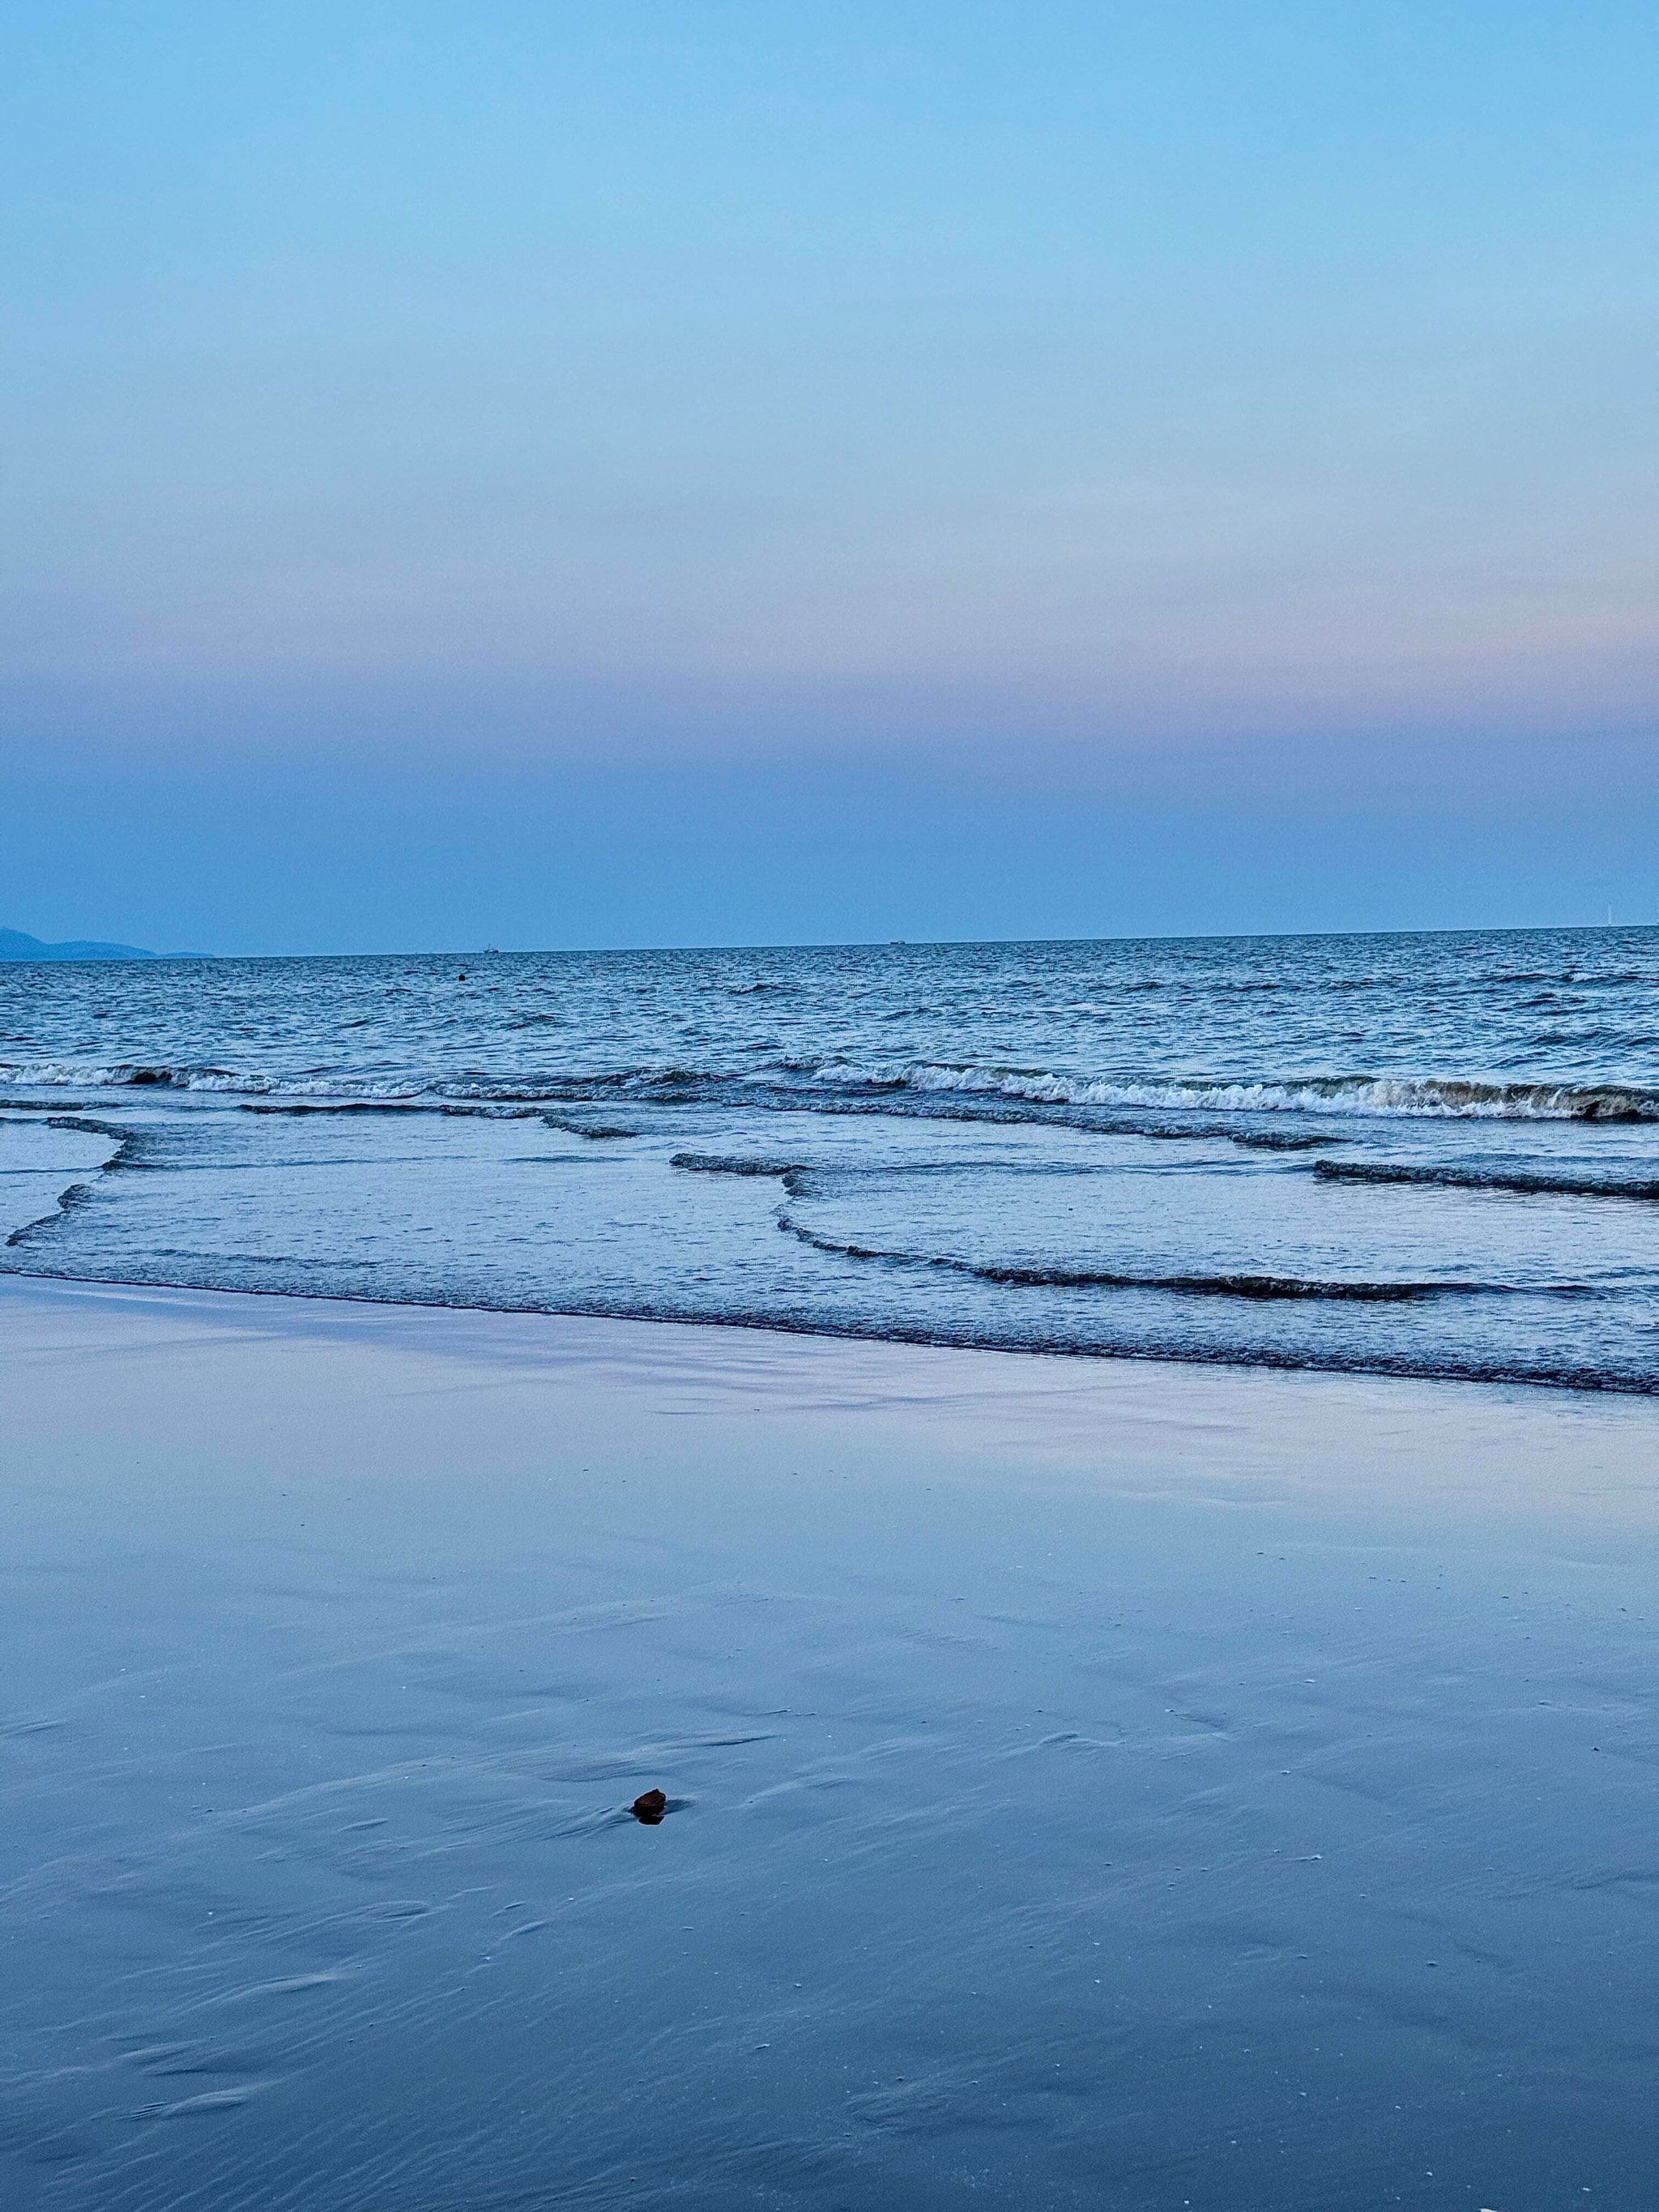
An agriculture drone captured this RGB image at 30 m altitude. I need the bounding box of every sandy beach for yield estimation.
[4,1275,1655,2209]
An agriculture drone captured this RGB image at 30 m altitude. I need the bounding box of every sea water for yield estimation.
[4,925,1659,1390]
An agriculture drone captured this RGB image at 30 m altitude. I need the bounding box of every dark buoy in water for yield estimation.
[630,1789,668,1824]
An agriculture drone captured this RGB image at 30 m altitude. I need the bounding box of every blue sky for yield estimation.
[3,2,1655,950]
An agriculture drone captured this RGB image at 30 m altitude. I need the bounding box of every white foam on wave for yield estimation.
[0,1061,419,1101]
[804,1062,1659,1121]
[5,1054,1655,1123]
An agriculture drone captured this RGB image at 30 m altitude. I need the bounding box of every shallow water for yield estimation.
[4,927,1659,1387]
[4,1282,1657,2210]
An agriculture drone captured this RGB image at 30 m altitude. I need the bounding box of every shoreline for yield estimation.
[7,1255,1656,1399]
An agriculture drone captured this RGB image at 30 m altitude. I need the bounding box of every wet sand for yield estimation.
[3,1278,1657,2210]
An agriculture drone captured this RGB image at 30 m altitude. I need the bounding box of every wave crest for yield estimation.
[804,1064,1659,1121]
[3,1055,1655,1125]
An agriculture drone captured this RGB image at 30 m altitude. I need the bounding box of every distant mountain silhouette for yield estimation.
[0,927,156,962]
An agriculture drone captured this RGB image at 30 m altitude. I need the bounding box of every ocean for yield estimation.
[5,925,1659,1391]
[9,935,1659,2210]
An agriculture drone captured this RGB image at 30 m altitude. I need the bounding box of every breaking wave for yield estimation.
[5,1056,1657,1125]
[800,1065,1659,1121]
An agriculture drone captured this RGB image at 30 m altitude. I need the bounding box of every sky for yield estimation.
[3,2,1655,952]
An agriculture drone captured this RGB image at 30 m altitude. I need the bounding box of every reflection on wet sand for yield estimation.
[3,1279,1656,2210]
